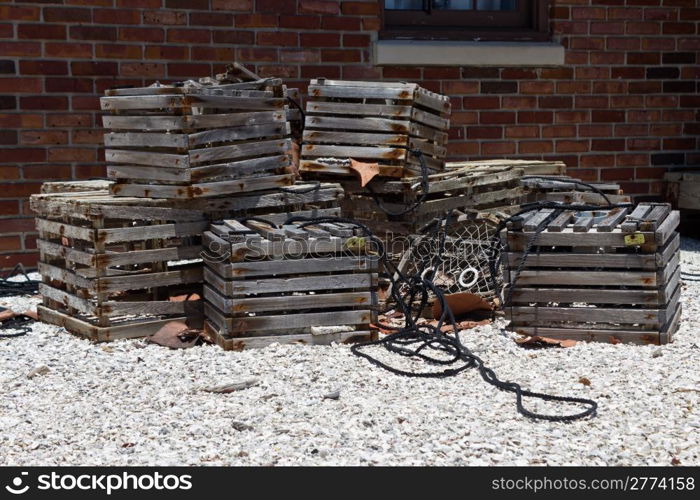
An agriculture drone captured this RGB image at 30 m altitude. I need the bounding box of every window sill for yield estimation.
[374,40,564,67]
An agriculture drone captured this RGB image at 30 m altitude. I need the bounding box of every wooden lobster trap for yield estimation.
[501,203,681,345]
[339,163,525,238]
[31,191,207,341]
[202,219,379,350]
[300,79,450,179]
[100,80,295,199]
[521,175,630,205]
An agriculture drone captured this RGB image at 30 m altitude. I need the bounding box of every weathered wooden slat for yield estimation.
[188,138,291,165]
[506,305,663,326]
[512,270,657,287]
[523,209,556,232]
[38,305,193,342]
[206,321,373,351]
[204,267,374,296]
[639,204,672,231]
[105,149,189,169]
[304,115,410,134]
[204,286,374,314]
[302,144,406,161]
[102,111,285,131]
[98,221,208,244]
[411,107,449,130]
[508,326,664,345]
[596,207,630,232]
[36,219,95,242]
[573,216,594,232]
[110,174,294,199]
[621,204,652,233]
[306,101,411,118]
[100,94,284,111]
[221,309,374,334]
[546,211,575,232]
[509,287,663,305]
[505,251,658,270]
[308,84,416,100]
[187,122,290,147]
[302,130,408,147]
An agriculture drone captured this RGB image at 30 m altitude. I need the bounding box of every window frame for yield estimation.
[380,0,551,42]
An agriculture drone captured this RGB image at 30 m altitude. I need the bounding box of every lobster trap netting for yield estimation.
[395,213,505,300]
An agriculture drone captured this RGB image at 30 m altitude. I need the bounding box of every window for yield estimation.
[382,0,550,41]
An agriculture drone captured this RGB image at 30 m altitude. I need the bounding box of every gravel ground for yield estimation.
[1,243,699,467]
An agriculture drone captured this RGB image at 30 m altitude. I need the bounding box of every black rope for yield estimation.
[0,312,33,338]
[283,214,598,422]
[365,149,431,217]
[0,264,40,298]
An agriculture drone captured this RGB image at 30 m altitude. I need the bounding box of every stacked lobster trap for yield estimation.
[300,79,451,179]
[31,191,207,341]
[202,219,379,350]
[101,79,295,199]
[501,203,681,345]
[31,182,345,342]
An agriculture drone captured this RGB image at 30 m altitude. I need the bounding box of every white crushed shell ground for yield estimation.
[1,244,699,466]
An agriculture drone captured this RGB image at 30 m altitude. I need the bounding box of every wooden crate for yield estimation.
[300,79,450,179]
[501,203,681,345]
[521,175,631,205]
[202,219,379,350]
[31,191,207,341]
[101,81,295,199]
[339,163,525,237]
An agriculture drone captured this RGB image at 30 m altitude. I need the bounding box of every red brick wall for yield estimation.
[1,0,699,269]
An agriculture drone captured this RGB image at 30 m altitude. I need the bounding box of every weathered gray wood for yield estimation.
[308,84,416,100]
[207,256,378,279]
[506,305,663,326]
[411,107,449,130]
[512,270,657,287]
[523,209,556,232]
[505,251,658,270]
[38,305,192,342]
[111,174,294,199]
[596,207,630,232]
[509,287,663,305]
[621,204,652,233]
[655,210,679,247]
[305,115,410,133]
[573,216,594,232]
[302,144,406,161]
[205,320,372,350]
[105,149,189,169]
[306,101,411,118]
[204,267,375,296]
[204,286,374,314]
[221,309,374,334]
[188,138,290,165]
[508,326,664,345]
[98,221,207,244]
[640,204,672,231]
[102,111,285,131]
[302,130,408,147]
[546,211,575,232]
[100,94,284,111]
